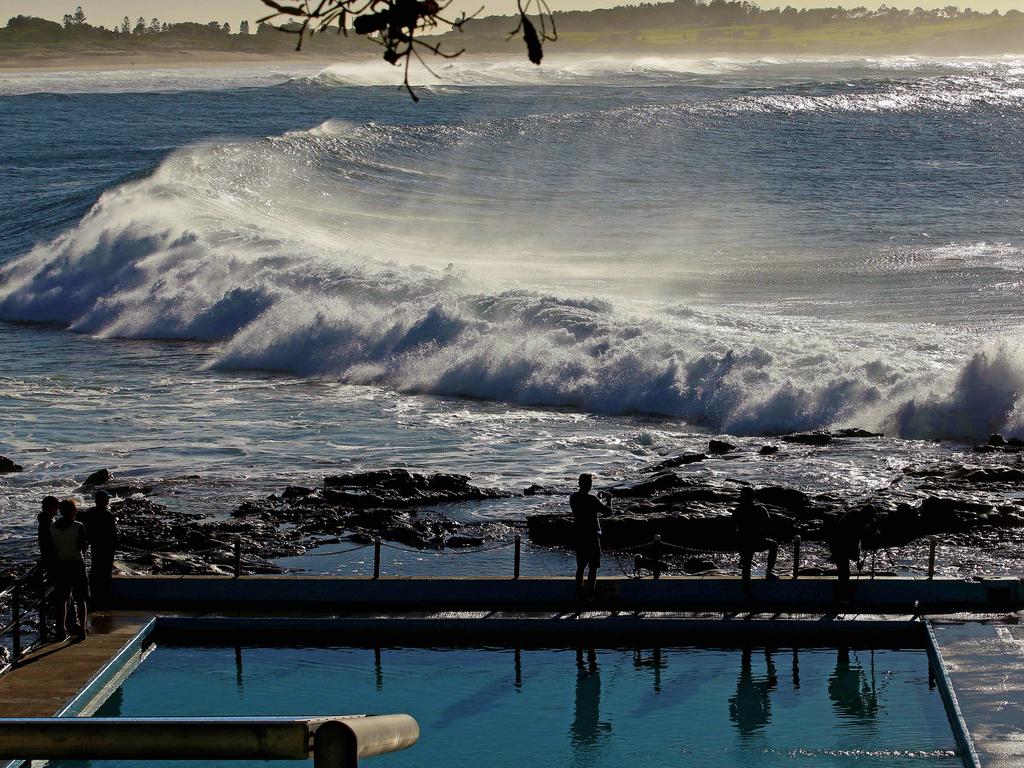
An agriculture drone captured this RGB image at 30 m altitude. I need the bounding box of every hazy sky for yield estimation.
[4,0,1024,28]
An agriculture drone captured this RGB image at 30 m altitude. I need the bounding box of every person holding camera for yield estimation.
[569,473,612,599]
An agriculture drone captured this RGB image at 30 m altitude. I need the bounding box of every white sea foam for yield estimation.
[1,105,1022,439]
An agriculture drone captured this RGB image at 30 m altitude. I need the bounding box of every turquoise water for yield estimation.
[63,644,959,767]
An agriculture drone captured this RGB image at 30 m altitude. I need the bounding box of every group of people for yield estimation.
[569,473,877,599]
[36,491,118,642]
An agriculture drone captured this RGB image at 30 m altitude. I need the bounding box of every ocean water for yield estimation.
[3,55,1024,567]
[57,643,959,768]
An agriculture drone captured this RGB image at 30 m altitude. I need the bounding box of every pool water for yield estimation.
[63,645,959,768]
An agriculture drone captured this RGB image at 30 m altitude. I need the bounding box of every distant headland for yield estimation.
[5,1,1024,71]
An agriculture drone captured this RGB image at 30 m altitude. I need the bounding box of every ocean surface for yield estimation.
[3,55,1024,569]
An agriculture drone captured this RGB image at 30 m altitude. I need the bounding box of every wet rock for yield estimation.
[975,444,998,454]
[708,440,736,455]
[640,453,706,472]
[990,433,1008,447]
[958,467,1024,484]
[0,456,23,473]
[758,445,779,456]
[682,557,717,574]
[610,472,687,498]
[524,484,556,496]
[82,468,111,487]
[754,486,810,511]
[832,428,883,438]
[781,433,832,446]
[95,483,153,498]
[281,486,316,500]
[323,469,505,507]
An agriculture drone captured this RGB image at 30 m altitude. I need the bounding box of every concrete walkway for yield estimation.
[0,614,146,718]
[931,621,1024,768]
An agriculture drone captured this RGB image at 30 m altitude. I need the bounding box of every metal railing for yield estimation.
[0,715,419,768]
[0,564,54,668]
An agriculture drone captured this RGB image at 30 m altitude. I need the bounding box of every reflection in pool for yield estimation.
[60,644,960,768]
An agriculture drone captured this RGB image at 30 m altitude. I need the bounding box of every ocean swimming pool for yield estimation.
[54,641,961,768]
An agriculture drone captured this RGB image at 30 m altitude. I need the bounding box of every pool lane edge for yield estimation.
[925,620,981,768]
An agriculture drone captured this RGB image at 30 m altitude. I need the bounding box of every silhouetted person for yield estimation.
[37,495,59,579]
[728,646,777,736]
[80,490,117,605]
[49,499,89,641]
[828,646,879,723]
[732,487,778,594]
[570,474,610,599]
[829,507,878,601]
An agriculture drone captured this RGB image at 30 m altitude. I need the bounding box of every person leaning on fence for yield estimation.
[49,498,90,642]
[570,473,611,599]
[732,487,778,594]
[79,489,118,605]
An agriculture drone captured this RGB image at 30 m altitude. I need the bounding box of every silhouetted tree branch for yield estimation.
[257,0,556,99]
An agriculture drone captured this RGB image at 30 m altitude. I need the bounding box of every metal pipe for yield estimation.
[792,536,801,580]
[513,535,521,580]
[0,715,419,764]
[373,540,381,580]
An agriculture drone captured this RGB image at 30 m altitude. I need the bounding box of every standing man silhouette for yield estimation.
[570,473,611,599]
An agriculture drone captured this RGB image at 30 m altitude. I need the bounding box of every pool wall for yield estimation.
[109,575,1024,613]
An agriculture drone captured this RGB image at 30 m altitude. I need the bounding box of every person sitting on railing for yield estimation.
[732,487,778,595]
[48,499,90,642]
[570,473,611,599]
[37,495,59,579]
[79,490,117,606]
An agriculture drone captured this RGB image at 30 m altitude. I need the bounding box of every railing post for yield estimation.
[513,535,521,580]
[11,584,21,660]
[233,537,242,578]
[792,536,801,580]
[652,535,662,580]
[37,589,48,645]
[373,539,381,580]
[928,537,937,581]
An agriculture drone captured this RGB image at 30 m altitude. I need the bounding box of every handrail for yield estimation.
[0,715,419,768]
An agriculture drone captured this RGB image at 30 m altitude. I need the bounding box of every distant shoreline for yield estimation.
[0,49,362,73]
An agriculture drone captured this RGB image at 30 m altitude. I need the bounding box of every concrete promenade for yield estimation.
[931,620,1024,768]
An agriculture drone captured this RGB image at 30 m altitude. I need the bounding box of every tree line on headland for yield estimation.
[5,0,1024,58]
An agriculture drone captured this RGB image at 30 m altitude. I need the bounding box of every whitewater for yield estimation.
[3,54,1024,565]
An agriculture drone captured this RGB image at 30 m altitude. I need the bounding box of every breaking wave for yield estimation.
[2,103,1023,440]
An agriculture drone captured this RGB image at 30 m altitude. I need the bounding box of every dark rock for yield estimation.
[708,440,737,455]
[524,484,556,496]
[82,468,111,487]
[959,467,1024,484]
[754,486,810,511]
[281,486,316,500]
[0,456,23,473]
[610,472,687,498]
[1009,437,1024,448]
[758,445,779,456]
[682,557,717,574]
[781,433,832,446]
[95,483,153,497]
[990,433,1008,446]
[323,468,504,507]
[640,453,706,472]
[832,428,883,438]
[975,445,997,453]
